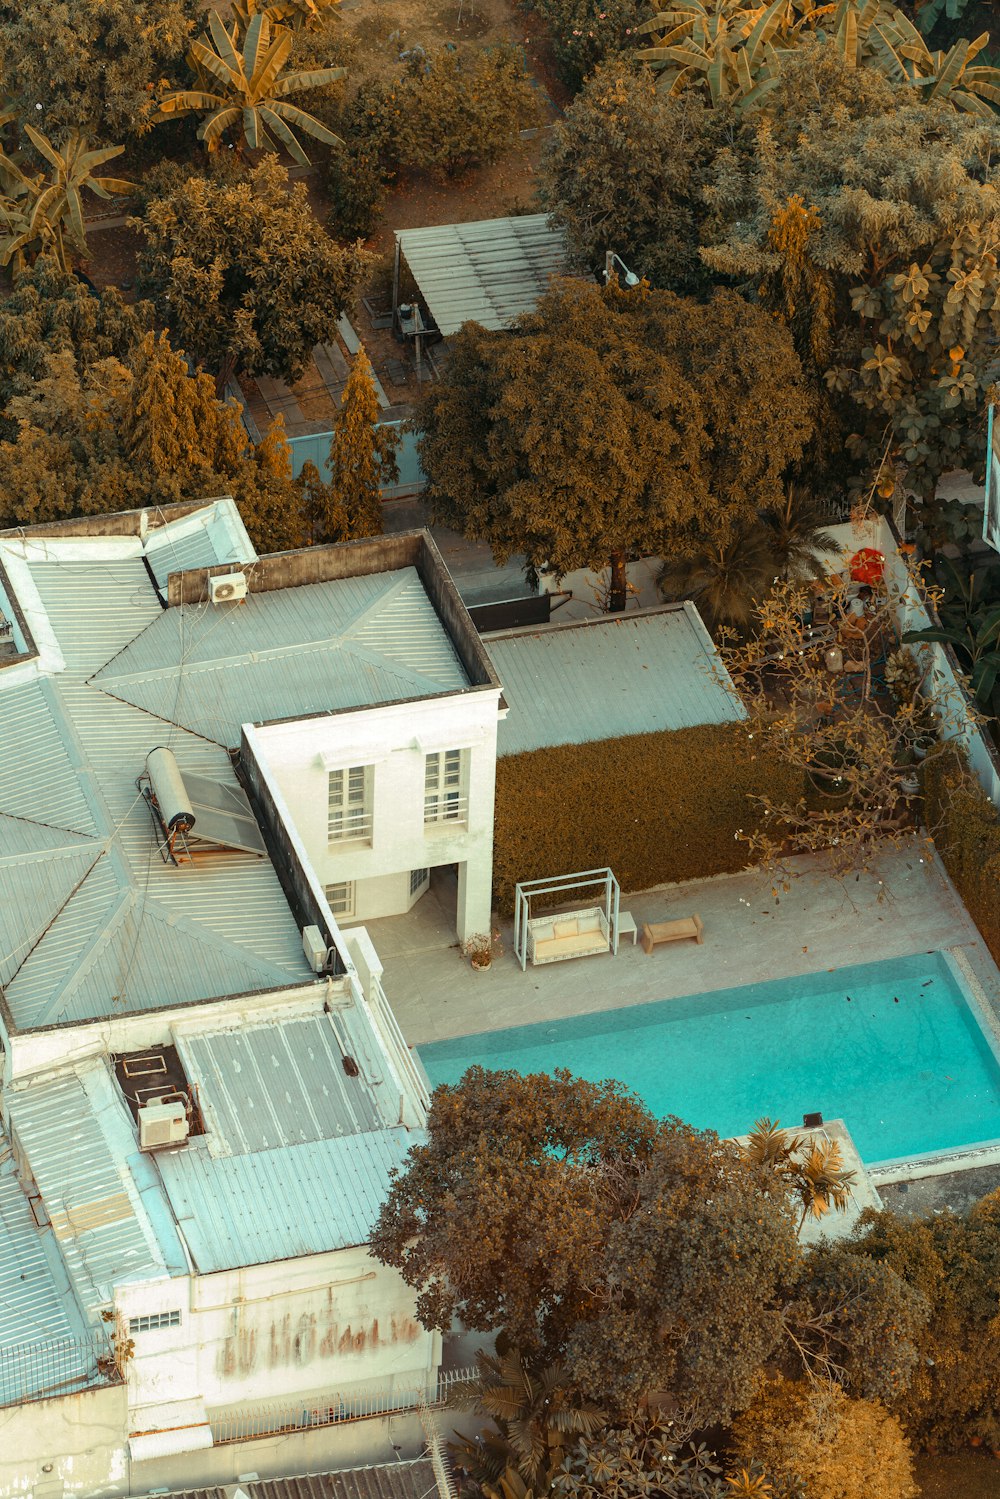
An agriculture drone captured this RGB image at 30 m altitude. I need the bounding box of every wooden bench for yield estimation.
[641,914,704,954]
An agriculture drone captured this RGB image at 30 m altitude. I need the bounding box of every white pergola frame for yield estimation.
[513,867,621,972]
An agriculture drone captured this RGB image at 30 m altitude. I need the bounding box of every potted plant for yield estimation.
[464,929,502,970]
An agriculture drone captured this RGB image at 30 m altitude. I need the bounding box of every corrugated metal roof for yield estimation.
[0,540,314,1031]
[396,214,569,335]
[144,506,251,591]
[92,569,469,747]
[0,680,97,836]
[182,1012,395,1152]
[165,1458,441,1499]
[9,1070,165,1316]
[485,606,744,757]
[157,1126,417,1271]
[0,1149,87,1349]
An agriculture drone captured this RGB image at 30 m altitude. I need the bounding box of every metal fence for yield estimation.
[0,1333,121,1409]
[210,1365,476,1447]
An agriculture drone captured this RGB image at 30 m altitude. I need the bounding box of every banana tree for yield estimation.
[637,0,1000,113]
[872,17,1000,117]
[636,0,787,107]
[232,0,341,29]
[0,127,133,275]
[903,558,1000,711]
[156,9,345,165]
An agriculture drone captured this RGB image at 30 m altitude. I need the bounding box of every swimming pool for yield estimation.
[417,952,1000,1165]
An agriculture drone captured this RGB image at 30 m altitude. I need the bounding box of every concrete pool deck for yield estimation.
[352,846,992,1048]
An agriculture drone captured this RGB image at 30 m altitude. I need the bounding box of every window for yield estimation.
[325,881,356,918]
[424,749,467,826]
[328,765,372,844]
[129,1310,180,1334]
[409,867,429,897]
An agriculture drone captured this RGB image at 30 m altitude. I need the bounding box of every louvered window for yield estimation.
[424,749,467,826]
[328,765,372,844]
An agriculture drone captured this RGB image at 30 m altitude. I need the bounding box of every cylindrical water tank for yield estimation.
[146,746,196,832]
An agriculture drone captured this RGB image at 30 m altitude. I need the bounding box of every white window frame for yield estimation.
[328,764,373,845]
[409,867,429,897]
[424,748,468,828]
[325,880,356,919]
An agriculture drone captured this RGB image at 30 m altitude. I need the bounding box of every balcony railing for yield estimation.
[210,1365,476,1446]
[0,1332,122,1409]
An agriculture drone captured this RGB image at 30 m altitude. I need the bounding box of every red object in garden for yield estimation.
[849,548,885,585]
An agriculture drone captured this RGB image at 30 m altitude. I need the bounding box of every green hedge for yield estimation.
[492,722,803,914]
[924,749,1000,965]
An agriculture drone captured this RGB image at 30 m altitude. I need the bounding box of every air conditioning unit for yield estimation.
[209,572,248,605]
[138,1098,190,1151]
[302,923,330,974]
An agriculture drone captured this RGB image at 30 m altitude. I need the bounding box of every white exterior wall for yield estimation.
[118,1246,437,1420]
[0,1381,129,1498]
[246,690,501,943]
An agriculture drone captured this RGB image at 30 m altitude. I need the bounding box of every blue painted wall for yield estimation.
[287,422,426,497]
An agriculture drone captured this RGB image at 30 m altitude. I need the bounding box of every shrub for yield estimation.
[924,748,1000,964]
[492,723,803,912]
[396,43,539,179]
[521,0,644,91]
[326,79,404,239]
[731,1377,917,1499]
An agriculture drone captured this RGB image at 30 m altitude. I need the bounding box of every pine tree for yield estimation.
[312,347,397,544]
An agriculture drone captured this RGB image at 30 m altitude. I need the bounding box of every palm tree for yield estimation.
[0,127,133,275]
[759,488,836,583]
[156,10,346,165]
[449,1350,605,1494]
[741,1117,856,1236]
[658,524,779,637]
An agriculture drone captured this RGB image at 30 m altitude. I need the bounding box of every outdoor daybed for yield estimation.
[527,907,611,965]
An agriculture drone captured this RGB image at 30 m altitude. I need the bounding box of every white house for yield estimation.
[0,502,463,1498]
[88,531,504,943]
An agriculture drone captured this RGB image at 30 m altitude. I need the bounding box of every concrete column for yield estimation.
[455,858,492,945]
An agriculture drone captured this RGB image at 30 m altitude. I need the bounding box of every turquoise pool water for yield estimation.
[418,952,1000,1164]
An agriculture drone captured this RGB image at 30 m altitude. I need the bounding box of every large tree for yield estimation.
[0,0,202,144]
[0,257,147,433]
[541,63,721,295]
[702,47,1000,497]
[132,155,370,383]
[370,1068,799,1417]
[417,278,812,611]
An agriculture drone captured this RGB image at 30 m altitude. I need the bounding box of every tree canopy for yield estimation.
[0,0,202,143]
[417,279,812,598]
[370,1067,799,1417]
[702,48,1000,497]
[0,276,307,553]
[541,63,720,295]
[132,155,370,381]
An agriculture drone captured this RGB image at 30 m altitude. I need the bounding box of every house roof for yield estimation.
[485,604,744,758]
[163,1458,442,1499]
[91,567,470,747]
[0,506,316,1032]
[395,214,569,335]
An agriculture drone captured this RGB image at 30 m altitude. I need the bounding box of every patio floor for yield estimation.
[353,846,988,1048]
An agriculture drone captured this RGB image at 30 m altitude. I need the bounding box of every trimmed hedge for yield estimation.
[492,722,803,913]
[924,749,1000,966]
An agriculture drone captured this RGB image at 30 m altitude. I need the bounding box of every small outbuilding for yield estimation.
[392,213,571,339]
